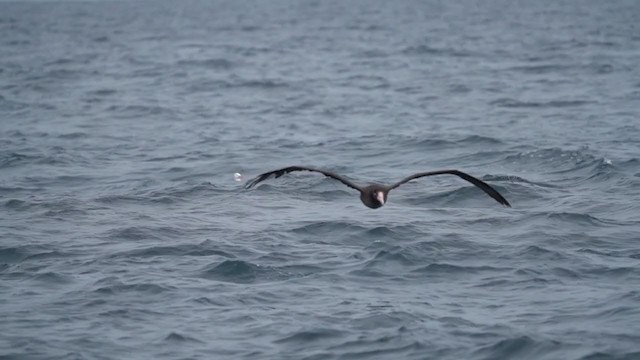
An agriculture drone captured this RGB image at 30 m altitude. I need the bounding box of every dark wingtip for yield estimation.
[244,178,259,189]
[243,175,261,189]
[490,184,511,207]
[453,170,511,208]
[487,187,511,207]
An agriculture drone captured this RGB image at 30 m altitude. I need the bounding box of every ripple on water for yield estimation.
[93,282,175,296]
[328,338,427,359]
[517,245,569,261]
[577,350,640,360]
[175,58,236,69]
[363,250,416,268]
[110,241,235,259]
[523,211,623,228]
[473,335,564,360]
[163,332,205,344]
[2,1,640,359]
[104,226,185,241]
[198,259,318,284]
[0,245,70,265]
[30,271,73,285]
[274,328,346,344]
[490,98,595,108]
[289,221,367,238]
[417,262,510,273]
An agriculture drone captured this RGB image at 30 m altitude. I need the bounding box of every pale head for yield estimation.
[359,185,388,209]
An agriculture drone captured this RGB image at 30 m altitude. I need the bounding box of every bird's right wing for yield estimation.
[244,166,362,192]
[389,169,511,207]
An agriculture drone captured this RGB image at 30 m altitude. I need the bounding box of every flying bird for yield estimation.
[244,166,511,209]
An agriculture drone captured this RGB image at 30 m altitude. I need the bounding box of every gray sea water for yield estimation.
[2,1,640,359]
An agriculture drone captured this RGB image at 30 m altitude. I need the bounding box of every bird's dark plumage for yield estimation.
[244,166,511,208]
[244,166,361,191]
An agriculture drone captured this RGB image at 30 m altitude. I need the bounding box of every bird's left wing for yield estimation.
[388,169,511,207]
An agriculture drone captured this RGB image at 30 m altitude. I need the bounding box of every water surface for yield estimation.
[2,1,640,359]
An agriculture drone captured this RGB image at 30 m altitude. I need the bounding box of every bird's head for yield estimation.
[359,185,388,209]
[370,189,386,208]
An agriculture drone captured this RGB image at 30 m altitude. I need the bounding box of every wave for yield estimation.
[198,259,318,284]
[577,350,640,360]
[57,132,89,139]
[95,182,222,206]
[338,75,390,90]
[0,245,42,264]
[0,151,37,168]
[517,245,570,261]
[4,198,30,210]
[473,335,563,360]
[176,58,236,69]
[525,211,624,227]
[490,98,595,108]
[0,96,31,111]
[455,135,505,146]
[327,338,426,358]
[506,63,576,74]
[188,78,290,93]
[289,220,419,243]
[87,88,117,97]
[30,271,73,285]
[482,174,559,188]
[105,104,176,118]
[402,44,472,57]
[95,193,174,205]
[274,328,346,344]
[93,282,174,295]
[550,267,582,279]
[247,133,506,161]
[0,245,72,265]
[503,147,616,183]
[412,263,510,275]
[583,265,638,279]
[353,48,389,58]
[398,134,505,151]
[577,248,631,259]
[0,149,91,170]
[103,226,185,241]
[289,221,367,236]
[110,241,234,259]
[504,147,597,166]
[363,250,415,268]
[163,332,205,344]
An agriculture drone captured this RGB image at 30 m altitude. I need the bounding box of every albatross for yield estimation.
[244,166,511,209]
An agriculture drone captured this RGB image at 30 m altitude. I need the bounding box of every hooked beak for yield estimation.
[376,191,385,205]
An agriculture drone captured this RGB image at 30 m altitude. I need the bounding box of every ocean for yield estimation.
[1,0,640,359]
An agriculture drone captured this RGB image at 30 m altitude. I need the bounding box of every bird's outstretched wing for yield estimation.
[389,169,511,207]
[244,166,362,192]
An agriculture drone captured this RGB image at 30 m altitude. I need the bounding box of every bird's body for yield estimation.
[359,184,387,209]
[244,166,511,208]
